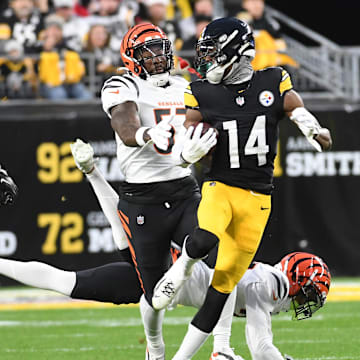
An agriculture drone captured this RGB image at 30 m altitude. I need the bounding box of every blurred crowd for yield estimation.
[0,0,297,100]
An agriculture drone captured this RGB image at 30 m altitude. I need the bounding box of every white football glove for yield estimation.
[147,116,173,151]
[181,123,218,164]
[70,138,96,174]
[284,354,294,360]
[290,107,322,152]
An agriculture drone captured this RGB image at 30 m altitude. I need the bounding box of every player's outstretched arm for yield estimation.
[284,90,332,151]
[0,165,18,206]
[70,139,128,252]
[245,283,286,360]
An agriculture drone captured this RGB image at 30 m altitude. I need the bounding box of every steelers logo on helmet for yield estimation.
[259,90,274,107]
[120,23,174,87]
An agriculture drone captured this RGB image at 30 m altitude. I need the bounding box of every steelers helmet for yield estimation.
[195,17,255,84]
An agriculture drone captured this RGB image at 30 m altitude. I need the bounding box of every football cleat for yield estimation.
[152,257,193,310]
[210,348,245,360]
[70,138,96,174]
[145,348,165,360]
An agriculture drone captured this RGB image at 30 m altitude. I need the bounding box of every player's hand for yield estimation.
[290,107,322,152]
[314,127,332,151]
[70,138,96,174]
[0,166,18,206]
[181,123,217,164]
[147,117,173,151]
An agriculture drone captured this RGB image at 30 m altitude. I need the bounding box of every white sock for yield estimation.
[140,295,165,357]
[172,323,210,360]
[179,238,200,277]
[0,258,76,296]
[86,167,128,250]
[212,287,237,352]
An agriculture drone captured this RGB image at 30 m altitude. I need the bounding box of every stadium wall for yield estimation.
[0,101,358,286]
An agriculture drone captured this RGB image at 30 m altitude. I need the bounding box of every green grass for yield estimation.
[0,302,359,359]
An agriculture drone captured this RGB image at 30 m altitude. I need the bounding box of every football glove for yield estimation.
[70,138,96,174]
[290,107,322,152]
[181,123,217,164]
[0,166,18,206]
[284,354,294,360]
[146,116,173,151]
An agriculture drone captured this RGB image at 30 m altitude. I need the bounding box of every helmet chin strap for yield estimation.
[148,72,170,87]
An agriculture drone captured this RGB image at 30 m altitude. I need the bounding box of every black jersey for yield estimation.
[0,8,44,53]
[184,67,293,194]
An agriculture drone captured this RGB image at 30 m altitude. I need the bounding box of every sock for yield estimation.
[192,286,230,333]
[86,167,128,250]
[179,238,200,276]
[212,287,237,352]
[0,258,76,295]
[172,323,210,360]
[140,295,165,357]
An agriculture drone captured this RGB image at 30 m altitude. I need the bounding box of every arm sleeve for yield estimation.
[101,75,139,118]
[86,167,128,250]
[245,283,284,360]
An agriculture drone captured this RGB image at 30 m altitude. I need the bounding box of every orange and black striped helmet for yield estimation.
[279,252,331,319]
[120,22,173,78]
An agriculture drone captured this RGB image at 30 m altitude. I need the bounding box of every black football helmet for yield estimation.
[195,17,255,84]
[0,166,18,206]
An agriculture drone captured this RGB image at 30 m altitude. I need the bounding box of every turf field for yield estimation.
[0,281,359,359]
[0,302,359,359]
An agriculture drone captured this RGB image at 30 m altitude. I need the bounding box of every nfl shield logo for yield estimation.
[235,96,245,106]
[137,215,145,225]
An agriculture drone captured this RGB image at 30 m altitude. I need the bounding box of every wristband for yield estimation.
[135,127,149,146]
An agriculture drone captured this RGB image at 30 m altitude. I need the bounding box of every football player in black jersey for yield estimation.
[152,17,332,359]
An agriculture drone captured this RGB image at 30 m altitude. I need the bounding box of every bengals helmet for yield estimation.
[120,23,173,86]
[195,17,255,84]
[278,252,331,320]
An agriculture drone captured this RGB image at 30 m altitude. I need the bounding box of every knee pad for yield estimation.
[186,227,219,259]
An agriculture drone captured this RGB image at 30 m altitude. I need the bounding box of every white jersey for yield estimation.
[101,73,191,183]
[173,261,291,360]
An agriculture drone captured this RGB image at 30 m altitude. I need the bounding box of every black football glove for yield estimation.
[0,166,18,206]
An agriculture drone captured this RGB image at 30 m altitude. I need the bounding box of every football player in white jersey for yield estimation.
[100,23,217,359]
[0,142,331,360]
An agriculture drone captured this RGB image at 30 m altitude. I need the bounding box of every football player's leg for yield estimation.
[0,258,76,295]
[118,200,172,359]
[212,188,271,294]
[186,181,232,259]
[152,182,230,310]
[71,262,142,304]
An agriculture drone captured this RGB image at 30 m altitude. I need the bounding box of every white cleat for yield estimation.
[70,138,95,174]
[210,348,245,360]
[145,348,165,360]
[152,257,193,310]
